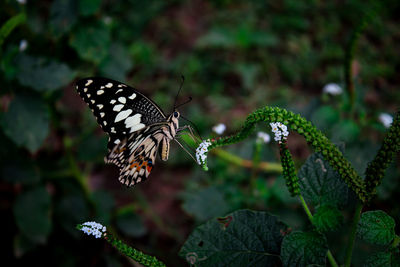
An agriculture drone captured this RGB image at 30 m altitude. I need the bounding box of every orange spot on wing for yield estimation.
[129,162,140,171]
[129,159,151,172]
[146,165,152,173]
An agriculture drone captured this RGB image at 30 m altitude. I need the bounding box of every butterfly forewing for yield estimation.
[76,77,167,149]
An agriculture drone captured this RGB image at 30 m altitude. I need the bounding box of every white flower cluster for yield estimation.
[270,122,289,142]
[80,221,106,238]
[212,123,226,135]
[196,139,211,165]
[256,131,271,144]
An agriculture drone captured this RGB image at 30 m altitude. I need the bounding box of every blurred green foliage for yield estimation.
[0,0,399,266]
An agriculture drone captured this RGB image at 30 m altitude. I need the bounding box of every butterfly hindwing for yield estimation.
[76,77,167,149]
[106,129,162,186]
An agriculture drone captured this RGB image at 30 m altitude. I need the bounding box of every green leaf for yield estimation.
[0,13,26,48]
[281,231,328,267]
[13,186,52,244]
[357,210,395,245]
[1,94,50,153]
[69,21,110,64]
[116,207,147,238]
[182,186,230,221]
[312,204,343,232]
[179,209,288,266]
[364,251,400,267]
[78,0,102,16]
[50,0,78,37]
[298,152,349,207]
[16,54,75,91]
[99,43,132,81]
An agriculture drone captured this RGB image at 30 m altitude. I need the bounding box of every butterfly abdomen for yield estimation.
[159,137,170,161]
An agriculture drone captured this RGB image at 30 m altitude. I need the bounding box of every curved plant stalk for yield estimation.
[105,233,166,267]
[76,223,166,267]
[204,106,369,202]
[365,111,400,197]
[0,13,26,49]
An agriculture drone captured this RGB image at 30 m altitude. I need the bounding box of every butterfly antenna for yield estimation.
[175,96,192,109]
[173,75,185,111]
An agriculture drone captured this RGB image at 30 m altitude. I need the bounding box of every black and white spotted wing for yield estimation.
[75,77,167,149]
[76,77,181,187]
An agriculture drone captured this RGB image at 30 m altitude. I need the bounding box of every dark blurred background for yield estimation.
[1,0,399,266]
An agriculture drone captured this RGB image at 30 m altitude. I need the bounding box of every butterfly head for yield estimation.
[168,110,180,125]
[173,111,180,119]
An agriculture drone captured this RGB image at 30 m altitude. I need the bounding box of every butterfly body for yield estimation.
[76,77,180,187]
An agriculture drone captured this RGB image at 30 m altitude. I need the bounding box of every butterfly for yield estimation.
[75,77,192,187]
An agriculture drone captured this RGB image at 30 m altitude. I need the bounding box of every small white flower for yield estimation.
[323,83,342,95]
[257,131,270,144]
[19,39,28,51]
[212,123,226,135]
[17,0,26,4]
[270,122,290,142]
[279,124,287,132]
[80,221,106,238]
[379,113,393,128]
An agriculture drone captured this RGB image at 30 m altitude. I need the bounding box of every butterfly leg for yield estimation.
[176,125,202,142]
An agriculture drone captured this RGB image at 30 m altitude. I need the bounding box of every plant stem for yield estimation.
[212,148,283,173]
[298,195,339,267]
[344,201,363,267]
[63,137,94,207]
[299,195,313,221]
[392,235,400,248]
[344,5,376,109]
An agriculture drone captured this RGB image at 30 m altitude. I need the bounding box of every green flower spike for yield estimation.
[77,223,166,267]
[365,111,400,197]
[201,106,369,202]
[279,140,300,196]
